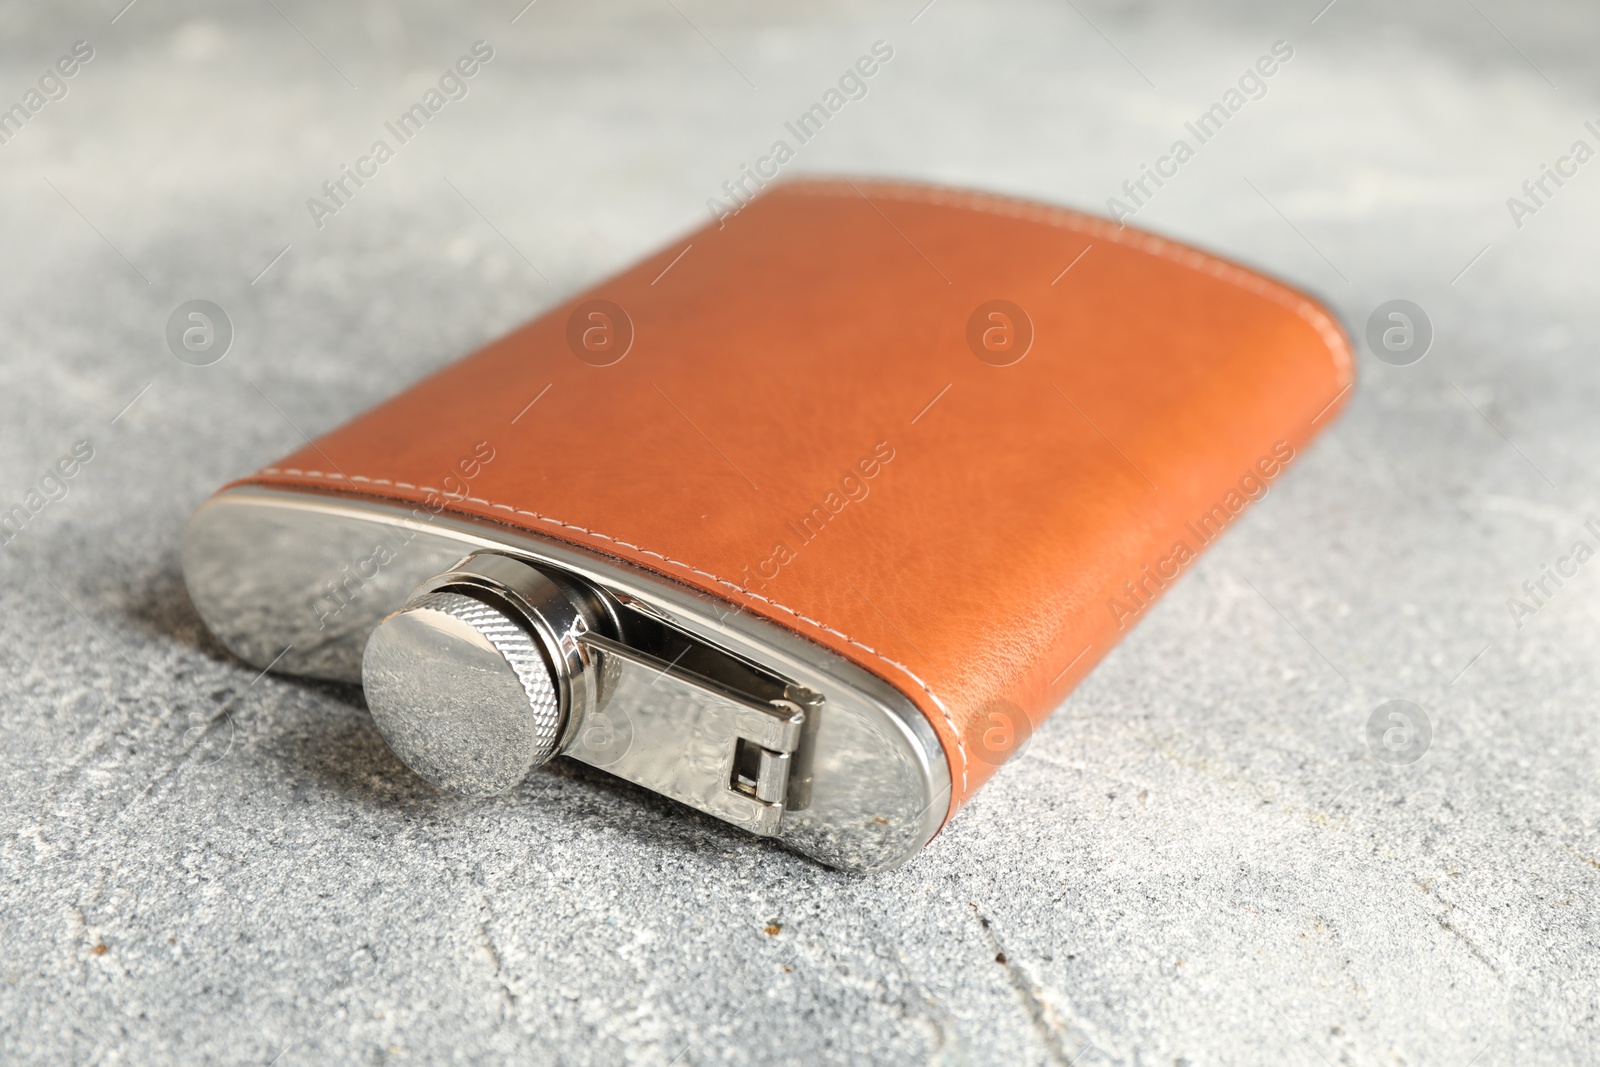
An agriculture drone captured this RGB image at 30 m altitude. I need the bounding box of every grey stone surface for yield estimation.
[3,0,1600,1063]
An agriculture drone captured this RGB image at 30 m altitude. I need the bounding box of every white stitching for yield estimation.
[258,467,971,792]
[774,179,1355,385]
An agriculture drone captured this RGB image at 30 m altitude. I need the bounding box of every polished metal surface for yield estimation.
[568,634,803,836]
[364,590,565,797]
[182,486,951,872]
[407,553,614,749]
[365,549,811,834]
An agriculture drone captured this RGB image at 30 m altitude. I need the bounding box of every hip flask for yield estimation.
[184,179,1352,872]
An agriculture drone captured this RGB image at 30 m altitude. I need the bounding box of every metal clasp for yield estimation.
[567,634,807,836]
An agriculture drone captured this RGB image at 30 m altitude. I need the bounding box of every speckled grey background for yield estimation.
[3,1,1599,1063]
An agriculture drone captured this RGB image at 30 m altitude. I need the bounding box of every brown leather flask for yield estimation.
[183,179,1353,872]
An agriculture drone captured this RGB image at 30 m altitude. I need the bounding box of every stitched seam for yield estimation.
[257,467,970,792]
[774,179,1354,385]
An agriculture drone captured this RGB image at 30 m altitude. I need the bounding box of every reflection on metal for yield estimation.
[572,635,802,836]
[182,486,951,873]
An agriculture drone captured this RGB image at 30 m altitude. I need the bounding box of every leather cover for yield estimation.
[233,178,1353,824]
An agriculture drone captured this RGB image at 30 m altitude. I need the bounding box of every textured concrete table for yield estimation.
[3,1,1599,1063]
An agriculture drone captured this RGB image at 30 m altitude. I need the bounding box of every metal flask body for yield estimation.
[182,487,951,873]
[181,180,1356,873]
